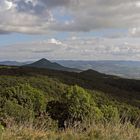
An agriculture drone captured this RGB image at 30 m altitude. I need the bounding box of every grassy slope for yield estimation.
[1,121,140,140]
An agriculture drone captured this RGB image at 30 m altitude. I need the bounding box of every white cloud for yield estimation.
[48,38,63,45]
[136,2,140,7]
[129,28,140,37]
[0,37,140,61]
[0,0,13,11]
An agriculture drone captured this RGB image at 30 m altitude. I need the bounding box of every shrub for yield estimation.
[101,105,119,122]
[3,100,34,122]
[47,85,101,128]
[0,84,46,116]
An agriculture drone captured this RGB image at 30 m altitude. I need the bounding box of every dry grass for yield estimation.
[0,121,140,140]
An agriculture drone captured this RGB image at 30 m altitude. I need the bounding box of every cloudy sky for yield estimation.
[0,0,140,61]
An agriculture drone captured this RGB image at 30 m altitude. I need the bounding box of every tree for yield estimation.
[63,85,96,121]
[46,85,101,128]
[46,101,70,128]
[1,84,46,116]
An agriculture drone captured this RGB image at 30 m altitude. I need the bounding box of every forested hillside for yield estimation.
[0,66,140,139]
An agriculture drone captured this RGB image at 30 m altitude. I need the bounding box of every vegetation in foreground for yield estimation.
[0,120,140,140]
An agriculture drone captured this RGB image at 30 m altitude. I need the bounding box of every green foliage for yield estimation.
[0,84,46,123]
[63,85,96,121]
[91,106,104,121]
[101,105,119,122]
[118,104,140,125]
[0,66,139,128]
[3,100,34,122]
[0,84,46,115]
[0,123,4,133]
[0,123,4,140]
[47,85,103,128]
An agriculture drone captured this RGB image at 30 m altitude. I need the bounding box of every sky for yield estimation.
[0,0,140,61]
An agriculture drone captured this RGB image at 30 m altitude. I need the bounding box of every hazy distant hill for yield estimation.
[0,61,25,66]
[56,60,140,79]
[0,61,31,66]
[1,60,140,79]
[25,58,80,72]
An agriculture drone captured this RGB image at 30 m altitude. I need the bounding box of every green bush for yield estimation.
[63,85,97,120]
[0,84,46,116]
[3,100,34,122]
[47,85,102,128]
[101,105,119,122]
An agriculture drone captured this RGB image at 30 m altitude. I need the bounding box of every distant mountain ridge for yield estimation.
[25,58,80,72]
[56,60,140,79]
[0,61,25,66]
[0,61,32,66]
[1,59,140,79]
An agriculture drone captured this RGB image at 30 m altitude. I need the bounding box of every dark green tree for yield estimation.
[46,85,102,128]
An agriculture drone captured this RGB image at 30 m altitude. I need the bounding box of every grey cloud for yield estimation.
[50,0,140,32]
[0,0,140,36]
[40,0,72,8]
[15,1,35,13]
[33,50,54,53]
[12,0,73,14]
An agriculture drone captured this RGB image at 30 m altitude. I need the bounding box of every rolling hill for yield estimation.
[57,60,140,79]
[0,65,140,107]
[25,58,80,72]
[1,59,140,79]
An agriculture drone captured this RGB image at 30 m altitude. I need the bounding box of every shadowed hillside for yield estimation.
[0,66,140,107]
